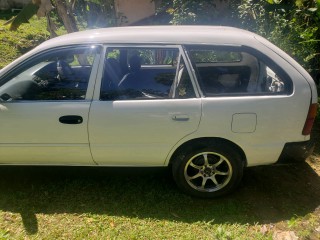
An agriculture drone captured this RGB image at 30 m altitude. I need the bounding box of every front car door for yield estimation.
[0,45,101,165]
[89,45,201,166]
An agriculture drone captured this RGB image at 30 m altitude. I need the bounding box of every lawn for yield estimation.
[0,17,319,240]
[0,121,319,239]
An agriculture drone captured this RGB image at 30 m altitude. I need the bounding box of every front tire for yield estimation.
[172,145,243,198]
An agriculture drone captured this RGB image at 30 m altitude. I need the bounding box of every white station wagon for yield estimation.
[0,26,317,197]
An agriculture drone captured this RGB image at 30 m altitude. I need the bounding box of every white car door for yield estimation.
[0,45,101,165]
[88,46,201,166]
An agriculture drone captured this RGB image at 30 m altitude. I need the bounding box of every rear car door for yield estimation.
[88,45,201,166]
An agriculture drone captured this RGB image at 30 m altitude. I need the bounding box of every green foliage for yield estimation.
[0,228,9,240]
[159,0,219,25]
[106,49,120,60]
[73,0,117,28]
[235,0,320,81]
[0,17,49,69]
[190,50,242,63]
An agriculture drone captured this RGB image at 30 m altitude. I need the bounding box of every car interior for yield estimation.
[0,51,93,101]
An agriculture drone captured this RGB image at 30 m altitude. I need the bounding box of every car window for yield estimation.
[187,46,292,96]
[100,47,196,100]
[0,46,99,101]
[190,50,242,63]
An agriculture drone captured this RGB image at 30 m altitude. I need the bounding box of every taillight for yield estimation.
[302,103,318,135]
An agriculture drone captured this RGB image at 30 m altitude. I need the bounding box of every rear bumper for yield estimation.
[277,140,315,164]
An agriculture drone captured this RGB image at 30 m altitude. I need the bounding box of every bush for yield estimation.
[0,17,49,69]
[234,0,320,84]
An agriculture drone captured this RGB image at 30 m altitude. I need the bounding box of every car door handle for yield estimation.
[59,115,83,124]
[171,114,190,121]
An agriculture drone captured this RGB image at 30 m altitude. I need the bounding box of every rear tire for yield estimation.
[172,145,243,198]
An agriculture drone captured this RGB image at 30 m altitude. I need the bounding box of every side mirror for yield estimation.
[0,93,12,101]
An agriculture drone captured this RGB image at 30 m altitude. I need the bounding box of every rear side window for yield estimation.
[186,46,292,96]
[100,47,196,100]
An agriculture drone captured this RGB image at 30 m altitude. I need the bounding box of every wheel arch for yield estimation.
[168,137,247,167]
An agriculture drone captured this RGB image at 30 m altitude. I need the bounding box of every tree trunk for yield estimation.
[55,0,78,33]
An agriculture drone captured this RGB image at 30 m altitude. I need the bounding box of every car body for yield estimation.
[0,26,317,197]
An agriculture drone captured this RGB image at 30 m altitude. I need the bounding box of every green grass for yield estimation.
[0,168,260,239]
[0,158,319,239]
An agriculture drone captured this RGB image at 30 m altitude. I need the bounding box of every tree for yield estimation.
[5,0,116,36]
[55,0,79,33]
[158,0,231,25]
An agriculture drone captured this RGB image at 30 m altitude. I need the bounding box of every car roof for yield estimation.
[38,26,256,49]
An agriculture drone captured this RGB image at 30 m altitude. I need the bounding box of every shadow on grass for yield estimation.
[0,161,319,234]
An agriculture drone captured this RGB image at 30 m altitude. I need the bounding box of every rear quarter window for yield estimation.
[186,46,292,96]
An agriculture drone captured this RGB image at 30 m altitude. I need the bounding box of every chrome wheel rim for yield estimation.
[184,152,232,192]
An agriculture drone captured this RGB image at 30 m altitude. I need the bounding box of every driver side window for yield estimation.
[0,46,99,101]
